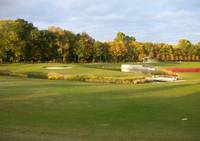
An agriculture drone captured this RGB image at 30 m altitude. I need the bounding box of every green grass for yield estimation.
[0,62,200,141]
[154,61,200,68]
[0,63,145,77]
[0,63,148,84]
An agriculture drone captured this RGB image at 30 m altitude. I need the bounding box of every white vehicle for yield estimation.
[151,75,177,82]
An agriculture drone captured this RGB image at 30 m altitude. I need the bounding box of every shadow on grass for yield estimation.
[2,79,200,105]
[96,82,200,100]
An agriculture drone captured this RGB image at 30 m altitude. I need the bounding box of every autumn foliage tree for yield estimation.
[0,19,200,63]
[74,32,95,63]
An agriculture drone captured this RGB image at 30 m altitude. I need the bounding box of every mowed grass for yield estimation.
[0,63,145,77]
[0,62,200,141]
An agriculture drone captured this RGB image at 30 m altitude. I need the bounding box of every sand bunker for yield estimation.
[45,66,72,70]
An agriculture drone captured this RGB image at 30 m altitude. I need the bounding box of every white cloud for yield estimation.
[0,0,200,43]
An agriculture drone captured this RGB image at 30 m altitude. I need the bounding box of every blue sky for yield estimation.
[0,0,200,43]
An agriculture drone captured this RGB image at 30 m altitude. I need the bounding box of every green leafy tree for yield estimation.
[130,41,144,61]
[143,42,154,58]
[48,26,76,63]
[74,32,95,62]
[109,32,136,62]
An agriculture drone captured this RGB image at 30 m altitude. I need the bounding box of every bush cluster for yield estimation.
[48,72,147,84]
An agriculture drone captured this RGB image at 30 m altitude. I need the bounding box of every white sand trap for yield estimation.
[181,118,188,121]
[45,66,72,70]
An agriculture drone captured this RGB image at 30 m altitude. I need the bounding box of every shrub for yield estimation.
[0,70,11,76]
[27,72,48,79]
[152,68,178,76]
[48,72,64,80]
[0,70,27,78]
[48,72,147,84]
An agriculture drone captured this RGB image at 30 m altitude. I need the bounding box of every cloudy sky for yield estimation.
[0,0,200,43]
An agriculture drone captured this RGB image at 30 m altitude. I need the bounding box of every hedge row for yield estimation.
[0,69,178,84]
[0,70,48,79]
[47,72,148,84]
[157,55,199,61]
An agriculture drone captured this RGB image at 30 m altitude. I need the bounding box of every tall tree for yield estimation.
[48,26,76,63]
[74,32,95,62]
[0,19,36,62]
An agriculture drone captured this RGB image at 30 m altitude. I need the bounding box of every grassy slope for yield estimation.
[0,62,200,141]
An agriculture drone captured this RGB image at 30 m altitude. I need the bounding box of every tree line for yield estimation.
[0,19,200,63]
